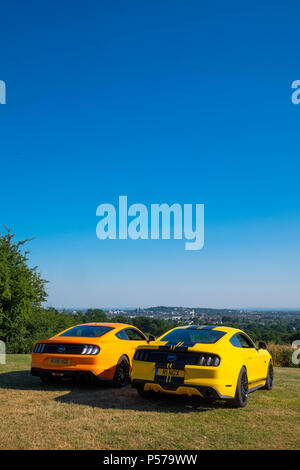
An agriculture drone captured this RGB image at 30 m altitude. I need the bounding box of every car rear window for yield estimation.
[160,328,226,344]
[59,325,114,338]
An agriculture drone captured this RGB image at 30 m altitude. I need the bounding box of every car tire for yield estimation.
[136,383,155,398]
[228,366,248,408]
[113,356,130,388]
[262,361,274,390]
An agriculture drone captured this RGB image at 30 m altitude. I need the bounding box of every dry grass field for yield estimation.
[0,355,299,450]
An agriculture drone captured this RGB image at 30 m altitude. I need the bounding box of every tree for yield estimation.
[0,227,48,348]
[84,308,108,323]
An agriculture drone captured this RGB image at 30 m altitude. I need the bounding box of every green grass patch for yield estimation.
[0,355,299,450]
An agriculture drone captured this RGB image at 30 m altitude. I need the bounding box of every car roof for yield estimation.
[173,325,242,334]
[73,322,135,329]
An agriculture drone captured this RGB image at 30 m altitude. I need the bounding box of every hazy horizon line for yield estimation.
[45,305,300,312]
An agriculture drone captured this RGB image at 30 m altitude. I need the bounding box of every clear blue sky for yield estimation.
[1,1,300,309]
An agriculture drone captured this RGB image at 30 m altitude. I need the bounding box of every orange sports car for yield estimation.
[31,322,151,386]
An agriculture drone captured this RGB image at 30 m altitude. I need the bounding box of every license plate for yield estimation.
[48,358,71,365]
[157,368,184,378]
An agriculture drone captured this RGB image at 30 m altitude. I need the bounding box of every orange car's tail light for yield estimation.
[81,345,100,355]
[33,343,46,353]
[32,343,100,355]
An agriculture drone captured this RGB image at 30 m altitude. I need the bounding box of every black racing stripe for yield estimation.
[155,375,185,386]
[155,363,185,370]
[154,363,185,386]
[158,343,196,351]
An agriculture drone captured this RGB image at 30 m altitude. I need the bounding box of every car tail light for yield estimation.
[33,343,46,353]
[134,350,151,361]
[81,345,100,355]
[198,354,220,367]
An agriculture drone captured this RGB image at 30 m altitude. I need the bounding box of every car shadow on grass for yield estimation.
[55,379,230,413]
[0,370,115,392]
[0,370,227,413]
[55,385,227,413]
[0,370,49,390]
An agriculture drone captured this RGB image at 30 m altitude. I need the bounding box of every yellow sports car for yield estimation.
[131,325,273,407]
[31,322,150,386]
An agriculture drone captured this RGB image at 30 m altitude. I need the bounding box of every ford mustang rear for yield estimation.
[131,325,273,407]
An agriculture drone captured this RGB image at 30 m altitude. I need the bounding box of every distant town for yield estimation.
[64,306,300,324]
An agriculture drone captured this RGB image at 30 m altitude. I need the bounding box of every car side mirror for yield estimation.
[148,335,155,342]
[258,341,267,350]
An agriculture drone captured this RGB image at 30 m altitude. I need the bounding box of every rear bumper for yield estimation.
[31,367,110,381]
[31,353,115,380]
[131,379,232,399]
[131,360,237,398]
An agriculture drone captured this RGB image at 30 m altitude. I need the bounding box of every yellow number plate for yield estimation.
[48,358,71,365]
[157,368,184,378]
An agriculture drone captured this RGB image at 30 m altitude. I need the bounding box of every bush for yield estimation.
[267,343,299,367]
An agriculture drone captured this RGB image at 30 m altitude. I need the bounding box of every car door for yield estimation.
[236,334,261,385]
[255,346,270,381]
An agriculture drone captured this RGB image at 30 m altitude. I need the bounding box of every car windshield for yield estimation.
[59,325,114,338]
[160,328,226,344]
